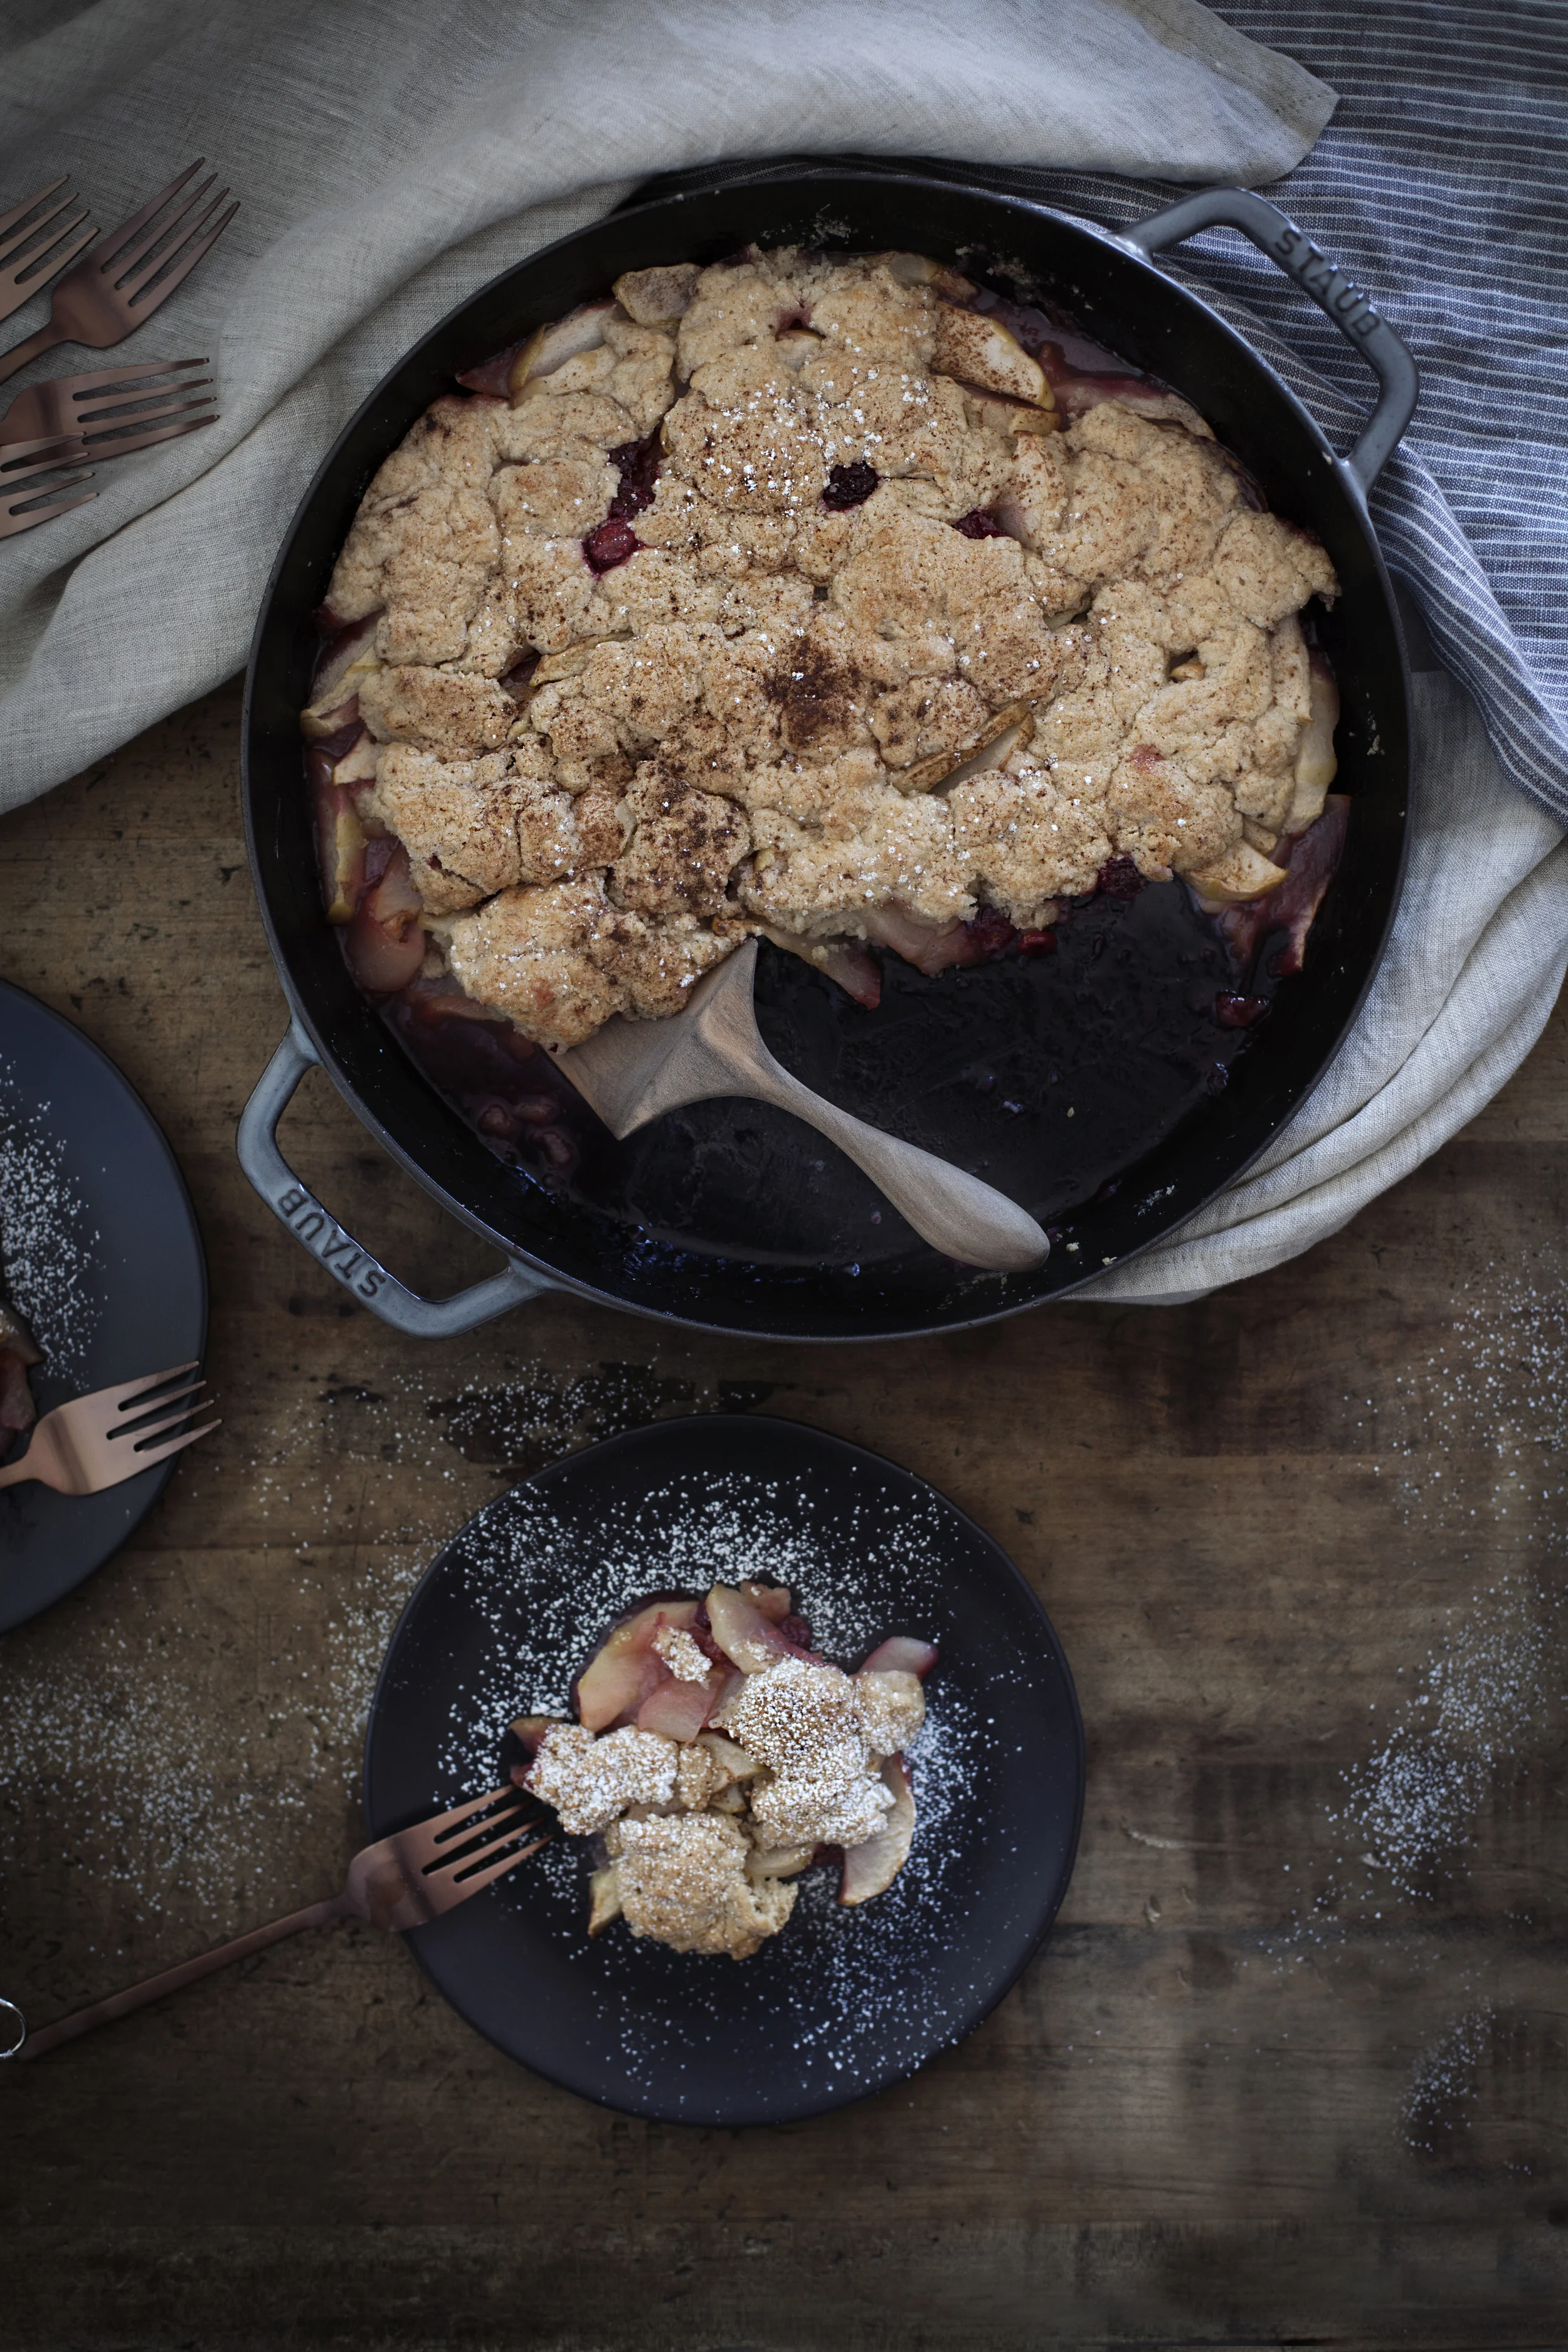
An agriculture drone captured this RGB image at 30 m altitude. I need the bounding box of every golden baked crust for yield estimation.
[319,248,1338,1046]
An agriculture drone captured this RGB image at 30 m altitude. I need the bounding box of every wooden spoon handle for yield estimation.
[744,1057,1051,1273]
[16,1895,349,2058]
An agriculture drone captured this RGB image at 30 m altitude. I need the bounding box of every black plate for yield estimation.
[363,1415,1084,2124]
[0,984,208,1634]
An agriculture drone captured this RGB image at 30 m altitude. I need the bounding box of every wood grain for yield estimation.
[1,679,1565,2350]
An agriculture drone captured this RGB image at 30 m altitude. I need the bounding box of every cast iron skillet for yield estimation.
[238,168,1415,1343]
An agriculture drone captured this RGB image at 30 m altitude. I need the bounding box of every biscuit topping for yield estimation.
[314,248,1340,1047]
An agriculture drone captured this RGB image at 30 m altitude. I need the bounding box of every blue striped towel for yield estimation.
[940,1,1568,826]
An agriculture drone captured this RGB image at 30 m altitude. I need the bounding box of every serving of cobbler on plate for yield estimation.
[507,1579,936,1960]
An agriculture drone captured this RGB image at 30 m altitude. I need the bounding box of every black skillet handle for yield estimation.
[1125,188,1418,492]
[236,1022,559,1335]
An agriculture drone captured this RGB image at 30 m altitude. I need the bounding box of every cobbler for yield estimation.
[507,1582,937,1959]
[304,245,1344,1052]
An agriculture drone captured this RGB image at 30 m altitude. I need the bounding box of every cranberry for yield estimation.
[1096,853,1146,901]
[1018,926,1057,956]
[822,460,879,511]
[963,906,1016,961]
[953,507,1006,538]
[607,432,660,519]
[780,1613,813,1648]
[1215,992,1269,1028]
[583,517,640,573]
[476,1101,520,1140]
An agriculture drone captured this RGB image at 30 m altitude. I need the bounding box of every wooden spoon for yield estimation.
[549,939,1049,1273]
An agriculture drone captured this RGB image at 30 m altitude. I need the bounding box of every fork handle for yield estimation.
[0,317,68,391]
[16,1894,350,2058]
[0,1448,38,1491]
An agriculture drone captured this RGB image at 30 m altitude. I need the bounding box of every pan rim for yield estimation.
[242,163,1411,1340]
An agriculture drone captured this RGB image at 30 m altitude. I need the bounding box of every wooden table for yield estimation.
[3,679,1565,2350]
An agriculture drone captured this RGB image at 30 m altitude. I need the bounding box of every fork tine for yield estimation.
[98,1359,200,1412]
[430,1804,546,1874]
[86,159,203,270]
[125,203,237,310]
[7,215,95,288]
[127,1397,213,1448]
[425,1785,532,1846]
[112,1376,207,1434]
[82,413,217,462]
[125,1418,220,1469]
[0,431,84,477]
[0,484,95,537]
[111,174,218,283]
[0,191,82,267]
[446,1831,551,1895]
[0,176,68,243]
[72,379,213,424]
[55,358,211,398]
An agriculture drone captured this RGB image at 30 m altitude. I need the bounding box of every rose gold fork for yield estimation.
[0,432,94,537]
[0,177,96,329]
[12,1788,550,2058]
[0,159,237,389]
[0,1359,216,1493]
[0,357,216,456]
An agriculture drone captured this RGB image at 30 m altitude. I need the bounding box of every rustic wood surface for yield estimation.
[2,677,1566,2351]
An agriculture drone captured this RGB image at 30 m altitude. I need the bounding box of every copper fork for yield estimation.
[0,159,236,389]
[0,1359,216,1493]
[0,177,96,329]
[11,1788,550,2058]
[0,357,215,455]
[0,432,94,537]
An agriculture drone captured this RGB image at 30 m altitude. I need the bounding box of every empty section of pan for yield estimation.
[386,876,1268,1272]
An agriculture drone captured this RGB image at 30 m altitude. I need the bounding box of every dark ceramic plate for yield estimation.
[0,983,208,1634]
[363,1414,1084,2125]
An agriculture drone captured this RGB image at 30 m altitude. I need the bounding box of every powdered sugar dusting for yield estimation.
[0,1059,101,1379]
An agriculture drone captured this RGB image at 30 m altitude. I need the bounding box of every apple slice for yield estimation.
[575,1596,701,1731]
[882,251,977,302]
[587,1865,623,1936]
[761,926,882,1009]
[861,1635,938,1678]
[1186,840,1291,908]
[343,842,426,993]
[613,263,699,324]
[738,1581,792,1624]
[933,304,1052,410]
[637,1673,721,1741]
[301,613,381,739]
[703,1582,805,1673]
[747,1844,815,1880]
[839,1756,916,1904]
[1286,649,1340,831]
[509,300,615,401]
[310,755,368,924]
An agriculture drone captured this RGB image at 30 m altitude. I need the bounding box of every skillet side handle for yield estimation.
[1125,188,1418,491]
[236,1022,559,1337]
